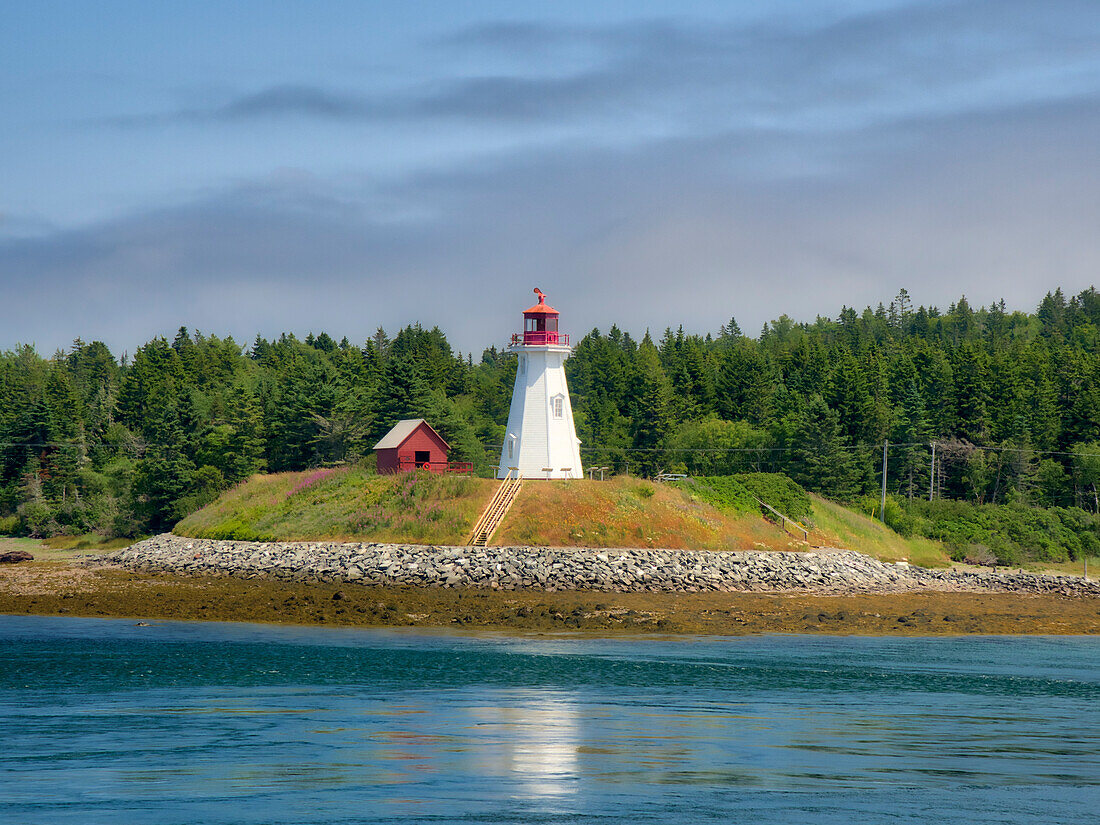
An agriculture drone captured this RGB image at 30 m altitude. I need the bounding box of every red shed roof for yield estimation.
[523,287,559,315]
[373,418,449,451]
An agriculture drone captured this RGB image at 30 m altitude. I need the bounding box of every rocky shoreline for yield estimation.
[99,534,1100,597]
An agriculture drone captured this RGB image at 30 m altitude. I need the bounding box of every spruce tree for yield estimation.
[788,395,858,499]
[628,338,674,476]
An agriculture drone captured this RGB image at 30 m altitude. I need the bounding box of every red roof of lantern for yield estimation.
[522,287,559,315]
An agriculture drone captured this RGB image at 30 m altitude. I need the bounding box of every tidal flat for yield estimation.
[2,560,1098,635]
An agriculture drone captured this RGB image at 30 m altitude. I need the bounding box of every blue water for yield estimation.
[1,617,1097,824]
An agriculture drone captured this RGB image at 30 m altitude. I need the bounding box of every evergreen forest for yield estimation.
[3,287,1100,563]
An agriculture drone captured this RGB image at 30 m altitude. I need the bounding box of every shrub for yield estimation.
[730,473,814,525]
[857,494,915,535]
[193,519,275,542]
[668,419,770,476]
[17,501,57,538]
[961,543,996,566]
[902,499,1100,565]
[172,465,228,521]
[675,473,813,526]
[675,476,757,514]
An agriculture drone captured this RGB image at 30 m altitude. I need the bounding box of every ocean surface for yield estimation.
[1,617,1097,824]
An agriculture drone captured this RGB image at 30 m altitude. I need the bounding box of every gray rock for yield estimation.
[87,533,1100,598]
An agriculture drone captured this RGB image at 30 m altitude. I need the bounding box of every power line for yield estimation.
[567,443,1100,459]
[6,439,1100,460]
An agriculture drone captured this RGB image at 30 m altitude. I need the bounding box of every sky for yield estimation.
[2,0,1099,357]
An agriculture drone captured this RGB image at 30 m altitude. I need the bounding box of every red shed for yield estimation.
[374,419,470,474]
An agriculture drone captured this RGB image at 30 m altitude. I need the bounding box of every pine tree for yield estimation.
[952,343,991,442]
[628,338,674,476]
[787,395,859,499]
[826,349,875,442]
[716,340,773,425]
[1037,289,1067,338]
[375,353,434,434]
[719,317,742,340]
[129,405,196,532]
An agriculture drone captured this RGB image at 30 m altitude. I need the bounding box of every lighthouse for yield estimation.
[498,289,583,480]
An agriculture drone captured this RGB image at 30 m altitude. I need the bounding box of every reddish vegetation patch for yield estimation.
[285,467,345,499]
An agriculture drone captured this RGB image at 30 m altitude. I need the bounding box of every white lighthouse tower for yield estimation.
[498,289,583,480]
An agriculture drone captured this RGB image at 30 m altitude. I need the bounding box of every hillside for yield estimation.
[175,470,795,549]
[174,468,496,545]
[493,477,789,550]
[810,496,948,568]
[172,469,952,566]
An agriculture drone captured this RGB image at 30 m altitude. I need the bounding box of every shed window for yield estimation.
[553,396,563,418]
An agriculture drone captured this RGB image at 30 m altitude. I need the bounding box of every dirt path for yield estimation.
[3,561,1098,635]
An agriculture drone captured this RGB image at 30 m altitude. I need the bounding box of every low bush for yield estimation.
[675,476,757,514]
[856,494,917,535]
[191,519,275,543]
[675,473,813,526]
[903,499,1100,565]
[731,473,814,525]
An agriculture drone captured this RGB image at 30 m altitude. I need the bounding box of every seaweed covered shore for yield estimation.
[2,561,1097,635]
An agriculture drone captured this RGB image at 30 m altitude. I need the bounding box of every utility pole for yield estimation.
[929,441,936,501]
[881,440,889,523]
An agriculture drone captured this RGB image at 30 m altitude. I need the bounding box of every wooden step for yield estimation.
[467,471,522,546]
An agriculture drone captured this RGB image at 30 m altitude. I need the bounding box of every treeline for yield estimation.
[1,287,1099,539]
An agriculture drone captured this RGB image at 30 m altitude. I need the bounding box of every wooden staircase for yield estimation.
[467,470,522,547]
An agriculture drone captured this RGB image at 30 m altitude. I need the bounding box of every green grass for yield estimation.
[40,534,136,552]
[811,495,951,568]
[0,534,135,562]
[1022,555,1099,578]
[0,537,41,554]
[175,468,496,544]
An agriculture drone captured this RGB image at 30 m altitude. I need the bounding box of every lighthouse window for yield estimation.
[553,396,563,418]
[519,355,526,374]
[508,437,515,459]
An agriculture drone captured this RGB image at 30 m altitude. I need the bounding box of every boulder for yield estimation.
[0,550,34,563]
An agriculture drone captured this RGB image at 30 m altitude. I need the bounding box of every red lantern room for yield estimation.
[512,288,569,346]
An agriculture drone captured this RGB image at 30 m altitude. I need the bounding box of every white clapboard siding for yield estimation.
[498,344,583,480]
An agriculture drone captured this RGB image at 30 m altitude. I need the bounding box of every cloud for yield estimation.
[5,88,1099,356]
[100,0,1100,136]
[217,85,382,120]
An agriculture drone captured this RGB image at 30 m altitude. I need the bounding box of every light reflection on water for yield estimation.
[1,617,1098,824]
[463,697,582,798]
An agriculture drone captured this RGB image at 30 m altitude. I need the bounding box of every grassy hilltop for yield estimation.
[175,468,495,545]
[173,468,950,566]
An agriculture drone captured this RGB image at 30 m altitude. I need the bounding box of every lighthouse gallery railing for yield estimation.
[510,331,569,346]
